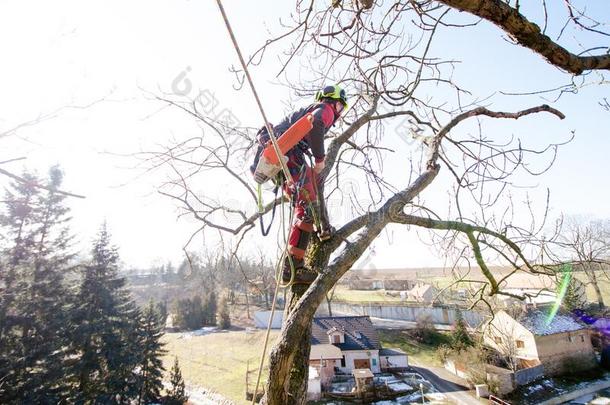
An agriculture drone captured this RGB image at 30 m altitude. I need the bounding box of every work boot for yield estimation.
[282,256,318,284]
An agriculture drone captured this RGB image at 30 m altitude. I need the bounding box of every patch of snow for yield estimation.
[387,382,412,392]
[570,393,594,404]
[426,392,447,401]
[519,310,584,335]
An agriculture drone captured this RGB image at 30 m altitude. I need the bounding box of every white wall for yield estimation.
[253,311,283,329]
[381,354,408,369]
[483,310,538,360]
[339,350,380,373]
[307,367,321,401]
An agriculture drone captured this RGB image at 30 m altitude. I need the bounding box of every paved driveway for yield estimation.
[410,362,485,405]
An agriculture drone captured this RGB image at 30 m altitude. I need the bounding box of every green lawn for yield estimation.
[378,329,452,367]
[162,329,279,404]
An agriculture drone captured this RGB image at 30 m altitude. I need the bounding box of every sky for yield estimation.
[0,0,608,271]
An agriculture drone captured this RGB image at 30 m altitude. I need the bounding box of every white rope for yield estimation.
[213,1,298,403]
[215,0,292,185]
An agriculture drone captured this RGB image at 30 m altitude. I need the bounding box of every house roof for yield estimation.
[408,283,436,297]
[512,309,586,336]
[311,316,381,351]
[310,344,343,360]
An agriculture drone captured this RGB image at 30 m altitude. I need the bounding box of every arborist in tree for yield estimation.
[251,85,348,283]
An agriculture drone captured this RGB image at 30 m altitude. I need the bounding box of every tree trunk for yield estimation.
[585,267,605,309]
[325,293,333,317]
[244,288,250,319]
[259,242,335,405]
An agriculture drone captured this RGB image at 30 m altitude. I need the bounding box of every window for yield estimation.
[372,358,377,366]
[568,335,574,343]
[581,335,585,343]
[494,337,502,344]
[340,356,346,367]
[333,334,340,344]
[516,340,525,349]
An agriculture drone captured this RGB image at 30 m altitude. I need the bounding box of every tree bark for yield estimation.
[259,164,440,405]
[584,265,605,309]
[325,293,333,317]
[436,0,610,74]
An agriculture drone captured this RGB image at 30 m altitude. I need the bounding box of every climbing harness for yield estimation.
[256,183,280,237]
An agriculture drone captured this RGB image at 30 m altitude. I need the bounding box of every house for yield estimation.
[406,283,438,304]
[383,279,418,291]
[348,277,385,290]
[311,316,383,374]
[308,316,409,399]
[483,309,597,375]
[309,344,343,389]
[496,273,587,306]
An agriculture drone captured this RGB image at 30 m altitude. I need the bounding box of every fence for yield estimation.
[514,364,544,386]
[489,395,511,405]
[325,302,485,327]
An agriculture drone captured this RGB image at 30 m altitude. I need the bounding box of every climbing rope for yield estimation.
[215,0,292,186]
[213,1,300,403]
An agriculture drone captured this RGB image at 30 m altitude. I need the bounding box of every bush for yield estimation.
[436,344,452,363]
[217,295,231,330]
[451,312,473,350]
[411,315,435,344]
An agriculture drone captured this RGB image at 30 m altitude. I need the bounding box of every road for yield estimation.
[410,362,485,405]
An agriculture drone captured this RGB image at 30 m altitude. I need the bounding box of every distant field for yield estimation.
[333,285,403,303]
[162,329,279,404]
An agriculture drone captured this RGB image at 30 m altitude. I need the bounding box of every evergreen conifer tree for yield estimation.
[0,168,74,403]
[451,311,473,351]
[218,294,231,330]
[135,301,166,405]
[206,290,217,326]
[70,223,140,403]
[164,357,188,405]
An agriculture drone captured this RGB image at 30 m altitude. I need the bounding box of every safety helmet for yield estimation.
[315,84,348,109]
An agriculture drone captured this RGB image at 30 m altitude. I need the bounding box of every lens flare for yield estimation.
[545,263,573,326]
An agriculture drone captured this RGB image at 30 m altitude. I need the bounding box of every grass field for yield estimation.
[333,285,403,303]
[161,329,279,404]
[378,329,451,367]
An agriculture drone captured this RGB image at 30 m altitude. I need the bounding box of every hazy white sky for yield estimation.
[0,1,608,270]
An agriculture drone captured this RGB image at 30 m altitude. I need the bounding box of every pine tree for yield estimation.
[206,290,217,326]
[135,301,166,405]
[558,272,586,311]
[218,294,231,330]
[156,300,169,326]
[0,173,39,402]
[190,295,205,329]
[69,223,140,403]
[164,357,188,405]
[451,311,473,351]
[0,167,75,403]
